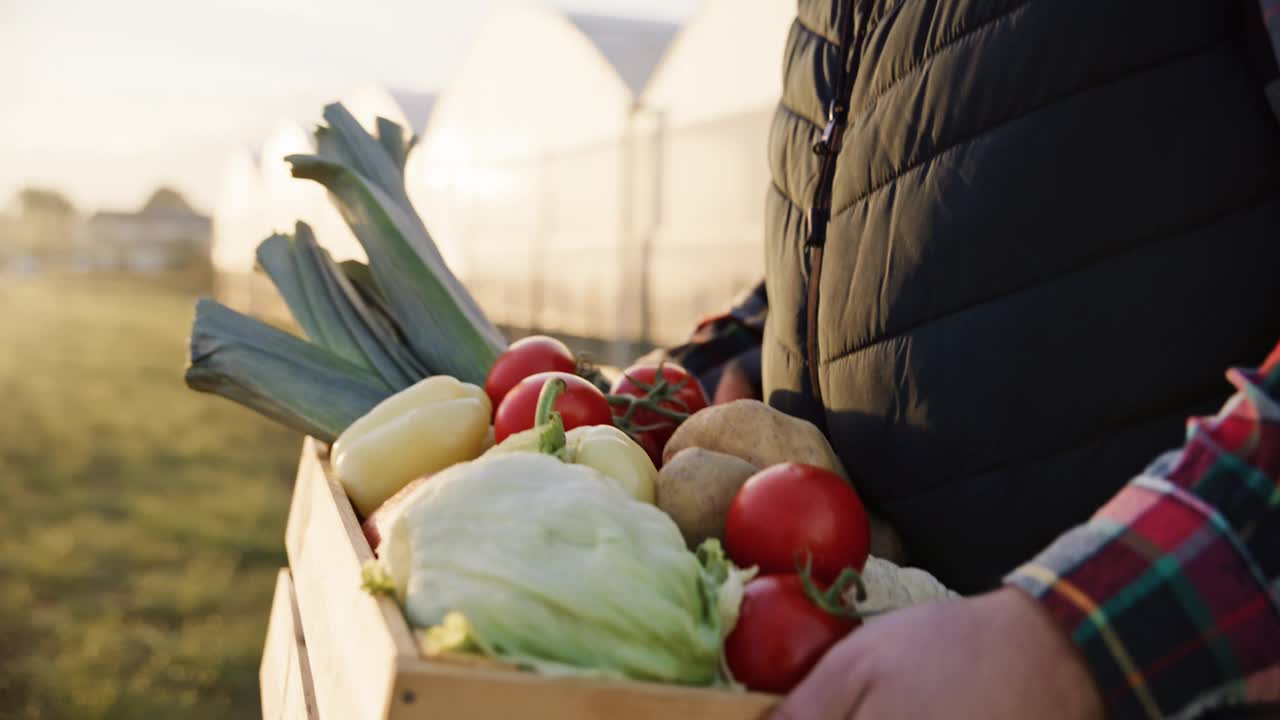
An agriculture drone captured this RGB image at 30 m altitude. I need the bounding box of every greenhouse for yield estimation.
[258,120,364,264]
[407,5,677,348]
[341,84,435,140]
[210,147,271,313]
[636,0,795,344]
[212,4,796,353]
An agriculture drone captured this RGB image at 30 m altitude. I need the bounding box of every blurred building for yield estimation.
[83,188,211,272]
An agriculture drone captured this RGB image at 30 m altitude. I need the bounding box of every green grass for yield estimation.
[0,275,301,720]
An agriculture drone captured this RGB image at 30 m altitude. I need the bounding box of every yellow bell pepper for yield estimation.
[333,375,491,515]
[484,378,657,503]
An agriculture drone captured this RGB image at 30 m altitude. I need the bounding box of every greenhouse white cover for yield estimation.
[637,0,795,344]
[340,84,435,138]
[212,147,264,277]
[257,119,365,263]
[211,147,274,313]
[407,5,677,344]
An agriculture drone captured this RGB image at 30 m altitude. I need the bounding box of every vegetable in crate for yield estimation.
[609,363,709,467]
[722,556,954,693]
[483,335,577,411]
[725,572,861,694]
[726,463,871,582]
[366,452,751,685]
[486,377,657,503]
[185,103,505,440]
[662,399,846,474]
[185,298,388,442]
[492,371,612,443]
[666,400,909,563]
[856,556,956,614]
[333,375,490,516]
[656,447,758,549]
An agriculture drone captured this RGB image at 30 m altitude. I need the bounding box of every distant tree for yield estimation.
[8,186,79,260]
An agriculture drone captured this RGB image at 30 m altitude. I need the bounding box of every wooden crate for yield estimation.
[282,437,778,720]
[260,569,319,720]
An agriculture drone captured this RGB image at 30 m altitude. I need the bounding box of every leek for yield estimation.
[185,101,509,438]
[185,299,388,442]
[288,103,505,384]
[256,223,426,389]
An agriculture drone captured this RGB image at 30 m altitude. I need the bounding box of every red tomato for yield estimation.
[493,371,613,443]
[725,574,858,694]
[484,336,577,412]
[609,364,709,466]
[725,463,870,582]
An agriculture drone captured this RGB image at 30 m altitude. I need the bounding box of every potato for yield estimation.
[663,399,846,476]
[664,400,911,564]
[656,448,759,549]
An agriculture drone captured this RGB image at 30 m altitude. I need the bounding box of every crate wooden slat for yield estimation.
[260,569,319,720]
[284,437,778,719]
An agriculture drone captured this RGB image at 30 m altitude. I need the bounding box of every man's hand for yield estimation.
[771,587,1105,720]
[714,357,761,403]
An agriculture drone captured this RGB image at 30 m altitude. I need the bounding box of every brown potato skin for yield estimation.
[656,448,759,549]
[663,400,911,564]
[662,399,846,476]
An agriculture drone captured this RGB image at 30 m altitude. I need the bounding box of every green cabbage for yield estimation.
[373,452,751,685]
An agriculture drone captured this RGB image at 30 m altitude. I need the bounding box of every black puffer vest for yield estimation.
[763,0,1280,593]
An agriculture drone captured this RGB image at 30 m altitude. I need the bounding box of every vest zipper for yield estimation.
[804,10,858,404]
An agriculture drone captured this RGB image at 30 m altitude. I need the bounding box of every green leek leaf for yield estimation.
[294,223,426,387]
[256,231,363,368]
[185,298,389,442]
[288,123,504,384]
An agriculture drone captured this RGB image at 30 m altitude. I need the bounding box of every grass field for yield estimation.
[0,275,301,719]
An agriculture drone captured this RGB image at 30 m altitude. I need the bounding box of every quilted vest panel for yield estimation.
[763,0,1280,592]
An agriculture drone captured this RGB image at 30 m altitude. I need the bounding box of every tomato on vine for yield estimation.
[608,363,708,467]
[725,561,868,694]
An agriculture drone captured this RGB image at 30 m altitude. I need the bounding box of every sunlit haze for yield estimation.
[0,0,701,215]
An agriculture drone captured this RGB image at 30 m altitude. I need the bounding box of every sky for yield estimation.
[0,0,701,215]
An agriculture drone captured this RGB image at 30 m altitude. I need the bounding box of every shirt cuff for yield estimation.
[1005,475,1280,719]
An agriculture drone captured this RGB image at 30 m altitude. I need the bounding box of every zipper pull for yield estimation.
[812,100,846,156]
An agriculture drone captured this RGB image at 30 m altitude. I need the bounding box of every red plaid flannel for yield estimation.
[1006,342,1280,718]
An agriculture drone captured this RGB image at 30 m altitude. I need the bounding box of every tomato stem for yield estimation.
[796,552,877,621]
[534,377,568,457]
[607,361,695,442]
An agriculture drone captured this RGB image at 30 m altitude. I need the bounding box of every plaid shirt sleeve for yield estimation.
[666,280,767,385]
[1006,341,1280,719]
